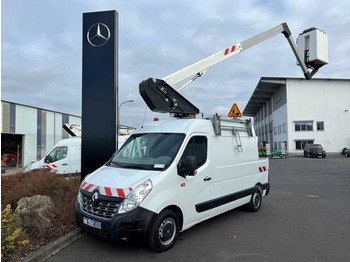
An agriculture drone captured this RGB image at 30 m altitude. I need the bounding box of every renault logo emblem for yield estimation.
[87,23,110,47]
[91,191,99,207]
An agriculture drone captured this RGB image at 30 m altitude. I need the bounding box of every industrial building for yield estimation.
[1,100,81,168]
[243,77,350,154]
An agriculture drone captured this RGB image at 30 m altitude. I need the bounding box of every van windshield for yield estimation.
[109,133,185,171]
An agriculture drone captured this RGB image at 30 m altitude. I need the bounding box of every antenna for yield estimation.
[141,106,148,128]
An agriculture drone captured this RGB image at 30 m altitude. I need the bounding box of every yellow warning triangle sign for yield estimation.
[228,103,243,118]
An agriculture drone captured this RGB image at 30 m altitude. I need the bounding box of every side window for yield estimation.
[56,147,68,161]
[46,146,68,163]
[181,136,207,167]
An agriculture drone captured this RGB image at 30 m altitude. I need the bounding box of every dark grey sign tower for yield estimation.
[81,10,118,180]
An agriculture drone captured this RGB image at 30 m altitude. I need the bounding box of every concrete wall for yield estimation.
[70,116,81,125]
[286,79,350,153]
[15,105,37,165]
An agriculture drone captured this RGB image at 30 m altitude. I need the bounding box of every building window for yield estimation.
[274,127,277,135]
[295,121,313,131]
[283,123,287,133]
[317,121,324,131]
[295,140,314,150]
[274,142,277,150]
[37,109,42,160]
[278,125,281,134]
[37,110,47,160]
[9,103,16,133]
[283,141,287,151]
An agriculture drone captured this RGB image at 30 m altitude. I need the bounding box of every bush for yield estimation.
[1,170,81,260]
[1,170,81,228]
[1,204,29,258]
[342,147,347,155]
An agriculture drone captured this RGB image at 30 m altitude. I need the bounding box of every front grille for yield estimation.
[81,194,121,219]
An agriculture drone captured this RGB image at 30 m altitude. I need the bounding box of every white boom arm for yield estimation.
[63,124,82,137]
[162,23,313,91]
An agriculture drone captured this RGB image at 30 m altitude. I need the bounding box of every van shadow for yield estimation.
[84,205,250,255]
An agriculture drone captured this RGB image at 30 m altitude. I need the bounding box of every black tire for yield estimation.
[147,209,180,252]
[322,155,326,158]
[304,153,307,157]
[246,187,262,212]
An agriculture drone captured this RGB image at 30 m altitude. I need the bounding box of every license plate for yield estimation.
[83,217,101,229]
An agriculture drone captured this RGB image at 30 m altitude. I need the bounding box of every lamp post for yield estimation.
[118,99,134,133]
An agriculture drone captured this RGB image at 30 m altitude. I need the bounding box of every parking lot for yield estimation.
[48,156,350,262]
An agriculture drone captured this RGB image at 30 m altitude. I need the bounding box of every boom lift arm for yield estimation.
[164,23,312,89]
[139,23,327,116]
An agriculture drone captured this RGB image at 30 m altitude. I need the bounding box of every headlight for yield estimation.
[118,180,152,214]
[77,190,82,205]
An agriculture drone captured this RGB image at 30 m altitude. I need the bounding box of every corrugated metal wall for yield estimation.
[1,101,81,167]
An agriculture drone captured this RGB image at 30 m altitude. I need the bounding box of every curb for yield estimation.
[22,228,87,262]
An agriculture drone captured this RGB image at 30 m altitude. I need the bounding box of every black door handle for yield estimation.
[62,163,68,166]
[204,177,212,181]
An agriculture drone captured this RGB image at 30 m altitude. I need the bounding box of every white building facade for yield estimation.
[243,77,350,154]
[1,100,81,167]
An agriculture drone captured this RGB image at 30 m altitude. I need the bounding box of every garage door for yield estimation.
[1,133,23,167]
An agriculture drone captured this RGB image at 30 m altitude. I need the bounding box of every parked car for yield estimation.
[345,148,350,157]
[304,144,326,158]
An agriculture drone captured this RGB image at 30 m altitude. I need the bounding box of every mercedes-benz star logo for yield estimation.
[91,191,99,207]
[87,23,110,47]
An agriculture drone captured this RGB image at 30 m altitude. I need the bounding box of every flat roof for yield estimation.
[243,77,350,117]
[1,100,81,118]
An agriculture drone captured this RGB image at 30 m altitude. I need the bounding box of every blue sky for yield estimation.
[2,0,350,127]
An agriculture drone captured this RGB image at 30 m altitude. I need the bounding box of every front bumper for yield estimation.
[75,201,155,241]
[312,151,326,157]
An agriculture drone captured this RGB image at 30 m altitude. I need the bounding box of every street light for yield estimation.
[118,99,134,132]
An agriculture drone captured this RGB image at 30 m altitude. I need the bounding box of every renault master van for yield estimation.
[75,116,269,251]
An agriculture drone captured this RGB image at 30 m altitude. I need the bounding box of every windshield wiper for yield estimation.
[122,165,149,170]
[110,161,123,168]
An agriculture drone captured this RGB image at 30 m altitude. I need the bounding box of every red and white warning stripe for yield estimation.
[224,45,236,56]
[258,166,267,173]
[80,182,133,198]
[44,164,58,169]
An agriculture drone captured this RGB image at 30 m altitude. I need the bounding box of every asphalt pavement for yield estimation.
[47,156,350,262]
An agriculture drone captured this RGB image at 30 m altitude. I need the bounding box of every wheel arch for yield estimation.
[160,205,184,231]
[255,183,263,194]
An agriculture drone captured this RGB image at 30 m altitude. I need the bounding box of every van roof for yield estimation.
[55,137,81,146]
[135,118,215,135]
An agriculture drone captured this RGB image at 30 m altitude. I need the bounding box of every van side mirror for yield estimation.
[44,155,51,163]
[178,156,198,177]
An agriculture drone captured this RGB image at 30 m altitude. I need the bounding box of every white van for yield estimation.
[25,136,129,174]
[75,117,269,251]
